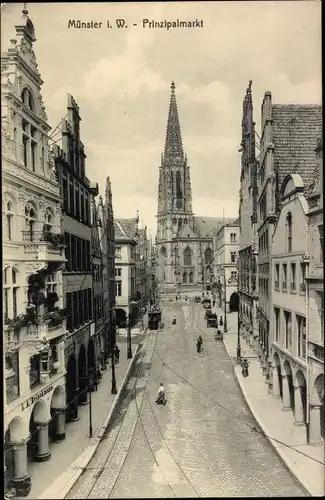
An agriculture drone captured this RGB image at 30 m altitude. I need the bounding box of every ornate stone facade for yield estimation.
[238,81,259,351]
[3,9,66,496]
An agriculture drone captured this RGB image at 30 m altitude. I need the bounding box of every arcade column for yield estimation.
[51,409,66,441]
[11,442,31,497]
[34,422,51,462]
[281,374,291,411]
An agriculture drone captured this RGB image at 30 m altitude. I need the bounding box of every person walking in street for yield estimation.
[155,382,166,405]
[241,358,250,377]
[197,335,203,353]
[172,314,177,325]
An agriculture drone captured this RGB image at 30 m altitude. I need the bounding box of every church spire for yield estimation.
[164,81,184,159]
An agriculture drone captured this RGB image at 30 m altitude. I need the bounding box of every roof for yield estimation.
[177,222,198,239]
[114,218,137,241]
[193,216,235,238]
[272,105,322,193]
[227,217,240,227]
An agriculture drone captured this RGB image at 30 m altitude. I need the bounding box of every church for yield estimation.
[155,82,234,292]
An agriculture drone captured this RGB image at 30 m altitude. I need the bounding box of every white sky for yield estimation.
[1,1,322,235]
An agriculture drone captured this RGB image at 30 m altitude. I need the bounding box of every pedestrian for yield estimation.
[155,382,166,405]
[212,299,216,307]
[219,315,223,326]
[172,314,176,325]
[114,345,120,364]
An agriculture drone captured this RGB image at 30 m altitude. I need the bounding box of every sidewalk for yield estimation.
[23,340,139,500]
[221,310,324,497]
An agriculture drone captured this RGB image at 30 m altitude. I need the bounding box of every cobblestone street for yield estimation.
[67,299,306,498]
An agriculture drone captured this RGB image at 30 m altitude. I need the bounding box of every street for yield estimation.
[67,299,307,498]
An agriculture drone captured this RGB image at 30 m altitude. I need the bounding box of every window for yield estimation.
[5,201,14,241]
[115,268,122,277]
[29,354,41,388]
[296,315,306,358]
[300,263,306,292]
[290,263,296,291]
[282,264,287,290]
[75,187,80,221]
[116,281,122,296]
[205,247,213,264]
[21,88,34,111]
[315,291,324,343]
[115,247,122,259]
[3,267,19,324]
[230,271,237,283]
[184,247,192,266]
[24,203,36,241]
[274,264,280,289]
[69,180,74,216]
[319,224,323,263]
[182,272,187,283]
[286,213,292,252]
[274,307,280,343]
[284,310,292,350]
[6,352,20,403]
[230,233,237,243]
[66,293,73,331]
[62,174,68,213]
[46,272,57,295]
[189,272,193,283]
[31,127,37,172]
[231,251,237,263]
[64,233,71,271]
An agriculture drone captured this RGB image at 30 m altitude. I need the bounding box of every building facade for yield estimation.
[114,217,139,326]
[3,9,66,496]
[257,92,322,388]
[214,221,240,312]
[53,95,97,421]
[270,173,310,431]
[306,138,324,444]
[137,225,150,311]
[96,176,116,362]
[156,82,232,293]
[238,81,259,351]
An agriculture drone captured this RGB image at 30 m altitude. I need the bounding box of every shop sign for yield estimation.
[22,385,53,411]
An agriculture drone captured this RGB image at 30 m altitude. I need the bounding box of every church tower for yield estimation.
[156,82,194,288]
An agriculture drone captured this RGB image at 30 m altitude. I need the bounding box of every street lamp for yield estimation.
[127,300,137,359]
[111,317,117,394]
[217,271,228,333]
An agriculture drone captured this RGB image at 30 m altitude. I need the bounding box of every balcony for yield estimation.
[309,341,324,363]
[290,282,296,291]
[308,265,323,281]
[300,283,306,292]
[24,318,66,343]
[274,281,279,290]
[22,229,66,264]
[282,281,287,291]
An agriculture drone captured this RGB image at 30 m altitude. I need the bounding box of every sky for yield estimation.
[1,1,322,235]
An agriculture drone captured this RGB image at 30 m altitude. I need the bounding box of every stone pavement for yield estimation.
[68,300,306,498]
[221,309,324,497]
[21,340,139,500]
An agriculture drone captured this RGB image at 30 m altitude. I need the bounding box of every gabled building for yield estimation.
[238,81,259,351]
[137,225,150,311]
[53,95,97,419]
[114,216,139,326]
[96,177,116,362]
[270,173,310,429]
[156,82,233,293]
[258,92,322,389]
[214,219,240,312]
[3,8,66,496]
[305,137,324,444]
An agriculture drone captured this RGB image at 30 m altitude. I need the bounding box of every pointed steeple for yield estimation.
[164,82,184,159]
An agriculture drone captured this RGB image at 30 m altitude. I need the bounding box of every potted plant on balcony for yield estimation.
[42,224,65,247]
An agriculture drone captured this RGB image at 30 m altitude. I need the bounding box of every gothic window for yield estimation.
[182,272,187,283]
[184,218,188,224]
[205,247,213,264]
[24,203,36,241]
[176,172,182,197]
[183,247,192,266]
[5,201,14,241]
[286,212,292,252]
[160,246,167,258]
[189,271,193,283]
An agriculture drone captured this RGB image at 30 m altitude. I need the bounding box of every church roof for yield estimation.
[115,218,137,242]
[177,222,198,239]
[194,216,235,237]
[164,81,184,160]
